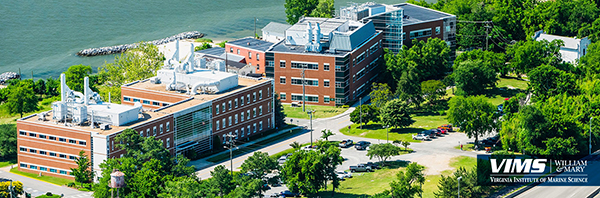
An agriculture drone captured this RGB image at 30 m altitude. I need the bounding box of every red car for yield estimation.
[437,128,448,134]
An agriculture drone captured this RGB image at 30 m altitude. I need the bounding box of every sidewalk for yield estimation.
[188,126,303,169]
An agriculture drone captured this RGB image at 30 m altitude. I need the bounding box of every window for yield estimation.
[50,169,57,173]
[235,99,238,108]
[29,133,36,137]
[230,47,233,53]
[79,141,86,146]
[241,128,245,137]
[324,96,330,103]
[253,123,257,133]
[49,136,56,141]
[259,90,263,100]
[160,124,164,134]
[235,130,239,139]
[40,167,47,171]
[253,108,257,117]
[222,103,226,112]
[354,51,366,65]
[336,82,343,88]
[59,138,66,142]
[69,156,77,160]
[259,106,263,115]
[228,101,232,110]
[30,165,37,170]
[40,151,47,155]
[223,135,226,143]
[59,154,67,158]
[241,97,244,106]
[247,110,250,120]
[259,121,263,131]
[291,78,318,86]
[436,26,441,34]
[20,147,26,152]
[152,101,160,106]
[140,131,144,137]
[29,149,36,153]
[237,49,240,54]
[50,152,56,157]
[60,170,68,175]
[409,28,432,39]
[280,93,286,100]
[146,129,150,137]
[153,126,157,136]
[291,94,318,102]
[324,63,330,71]
[20,163,27,168]
[163,103,170,106]
[222,119,226,128]
[124,97,131,101]
[280,60,286,68]
[280,77,286,84]
[167,122,170,132]
[247,94,250,104]
[19,131,26,136]
[257,54,260,60]
[267,61,274,67]
[216,105,219,114]
[324,80,330,87]
[133,98,140,102]
[253,92,256,101]
[248,52,252,59]
[143,100,150,105]
[247,126,251,135]
[235,115,238,124]
[228,116,232,126]
[241,112,245,122]
[216,121,220,130]
[69,139,76,144]
[39,134,46,139]
[166,138,171,148]
[291,62,319,70]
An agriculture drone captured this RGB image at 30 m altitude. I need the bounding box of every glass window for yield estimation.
[324,96,330,103]
[166,138,171,148]
[235,99,238,108]
[222,103,226,112]
[248,52,252,59]
[29,133,36,137]
[29,149,36,153]
[241,128,245,137]
[146,129,150,137]
[167,122,170,132]
[30,165,37,170]
[259,106,262,115]
[79,141,86,146]
[253,108,256,117]
[280,77,286,84]
[228,101,232,110]
[222,119,226,128]
[60,170,68,175]
[140,131,144,137]
[50,169,57,173]
[247,94,250,104]
[123,97,130,101]
[39,134,46,139]
[49,136,56,141]
[235,115,238,124]
[59,154,67,158]
[259,90,262,100]
[230,47,233,53]
[216,105,219,114]
[247,110,250,120]
[59,138,66,142]
[257,54,260,60]
[19,131,26,136]
[228,116,232,126]
[436,26,441,34]
[50,152,56,157]
[241,97,244,106]
[324,80,330,87]
[324,63,330,71]
[253,92,256,101]
[237,49,240,54]
[133,98,140,102]
[280,60,286,68]
[40,167,47,171]
[248,126,251,135]
[40,151,47,155]
[69,139,76,144]
[253,124,257,133]
[241,112,244,122]
[235,130,239,139]
[280,93,286,100]
[216,121,220,130]
[152,101,160,106]
[20,163,27,168]
[163,103,170,106]
[69,156,77,160]
[143,100,150,105]
[20,147,27,152]
[259,121,263,131]
[153,126,157,136]
[160,124,164,134]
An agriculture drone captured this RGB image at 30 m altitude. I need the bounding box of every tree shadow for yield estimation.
[384,160,410,169]
[390,127,426,134]
[314,191,372,198]
[485,87,524,99]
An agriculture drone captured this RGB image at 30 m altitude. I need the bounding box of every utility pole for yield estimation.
[359,97,362,129]
[302,68,306,112]
[484,22,491,51]
[224,134,237,176]
[308,110,315,147]
[254,17,257,38]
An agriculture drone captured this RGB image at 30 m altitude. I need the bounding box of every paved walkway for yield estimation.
[0,166,92,198]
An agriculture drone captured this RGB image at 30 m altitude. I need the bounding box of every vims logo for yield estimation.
[491,159,547,174]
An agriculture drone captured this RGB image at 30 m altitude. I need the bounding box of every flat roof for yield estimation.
[393,3,455,25]
[287,17,349,36]
[262,22,291,34]
[197,47,226,56]
[20,110,166,136]
[269,41,350,57]
[227,37,274,52]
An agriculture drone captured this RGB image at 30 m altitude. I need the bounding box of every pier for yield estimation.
[76,31,204,56]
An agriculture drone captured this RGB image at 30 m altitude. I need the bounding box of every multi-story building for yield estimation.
[17,49,274,181]
[225,38,274,75]
[341,3,404,54]
[265,17,384,106]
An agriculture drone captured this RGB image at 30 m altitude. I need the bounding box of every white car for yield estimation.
[412,134,430,140]
[336,171,352,180]
[278,156,287,164]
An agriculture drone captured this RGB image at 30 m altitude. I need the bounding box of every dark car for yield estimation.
[280,190,300,197]
[355,141,371,150]
[365,162,381,169]
[431,129,442,136]
[421,130,436,138]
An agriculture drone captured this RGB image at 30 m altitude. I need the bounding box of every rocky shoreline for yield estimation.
[76,31,204,56]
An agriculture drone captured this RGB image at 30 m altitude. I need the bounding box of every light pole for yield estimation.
[359,97,362,129]
[224,134,237,176]
[308,110,315,147]
[457,176,462,198]
[591,117,594,155]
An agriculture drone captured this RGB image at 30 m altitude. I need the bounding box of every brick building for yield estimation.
[225,38,274,75]
[17,57,274,181]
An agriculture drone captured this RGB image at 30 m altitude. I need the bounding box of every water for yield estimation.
[0,0,407,79]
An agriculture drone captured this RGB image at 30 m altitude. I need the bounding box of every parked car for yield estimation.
[301,145,318,151]
[339,139,354,148]
[437,128,448,134]
[412,134,430,140]
[421,130,436,138]
[349,164,373,172]
[355,141,371,150]
[336,171,352,180]
[280,190,300,197]
[431,129,442,136]
[365,162,381,169]
[439,124,453,131]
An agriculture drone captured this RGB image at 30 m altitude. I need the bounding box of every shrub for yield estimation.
[41,96,60,106]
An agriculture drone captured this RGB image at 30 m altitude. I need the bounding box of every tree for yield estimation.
[401,141,411,151]
[522,0,599,37]
[528,64,579,101]
[386,38,450,83]
[158,177,204,198]
[447,96,498,146]
[506,39,563,76]
[420,80,446,110]
[281,146,343,196]
[33,79,46,97]
[452,60,498,95]
[45,77,59,97]
[392,140,402,147]
[284,0,319,24]
[350,104,380,126]
[579,42,600,79]
[435,167,487,198]
[370,83,394,108]
[194,43,212,51]
[366,143,403,166]
[492,0,531,41]
[274,93,287,128]
[64,64,93,92]
[0,124,17,160]
[289,141,302,150]
[309,0,334,18]
[4,82,38,118]
[578,18,600,43]
[389,162,425,198]
[455,49,507,76]
[0,180,24,197]
[210,165,234,197]
[70,150,94,188]
[240,152,279,197]
[320,129,334,141]
[379,99,415,129]
[217,40,228,48]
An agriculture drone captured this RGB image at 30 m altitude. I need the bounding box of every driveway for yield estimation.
[0,166,92,198]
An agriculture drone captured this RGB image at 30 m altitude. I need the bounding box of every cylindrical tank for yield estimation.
[109,169,126,188]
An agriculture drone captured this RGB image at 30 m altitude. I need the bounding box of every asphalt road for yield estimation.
[0,166,92,198]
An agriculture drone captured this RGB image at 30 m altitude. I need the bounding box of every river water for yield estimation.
[0,0,408,79]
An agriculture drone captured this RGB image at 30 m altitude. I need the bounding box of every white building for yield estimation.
[261,22,291,43]
[533,30,591,64]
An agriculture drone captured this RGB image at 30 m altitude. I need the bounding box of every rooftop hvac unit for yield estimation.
[38,112,47,121]
[100,124,111,130]
[52,101,67,121]
[150,77,161,84]
[72,105,88,125]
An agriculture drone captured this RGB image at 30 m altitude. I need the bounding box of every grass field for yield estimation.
[283,104,348,119]
[0,158,17,168]
[444,77,528,106]
[10,167,73,186]
[0,99,54,124]
[340,115,449,142]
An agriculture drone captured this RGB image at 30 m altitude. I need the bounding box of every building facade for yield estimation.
[225,38,274,75]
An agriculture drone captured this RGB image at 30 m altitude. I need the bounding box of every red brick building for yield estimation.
[225,38,274,75]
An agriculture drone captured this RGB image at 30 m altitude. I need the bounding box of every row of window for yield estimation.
[290,62,320,70]
[280,93,332,103]
[20,163,71,175]
[19,147,78,160]
[280,77,329,87]
[409,28,433,39]
[216,89,268,115]
[19,131,86,146]
[229,47,260,61]
[139,122,170,138]
[222,121,264,142]
[123,97,170,107]
[216,104,269,130]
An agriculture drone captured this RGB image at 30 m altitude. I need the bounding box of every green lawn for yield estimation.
[496,77,528,90]
[0,158,17,168]
[283,104,348,119]
[10,167,73,186]
[0,99,54,124]
[443,77,528,106]
[340,115,449,142]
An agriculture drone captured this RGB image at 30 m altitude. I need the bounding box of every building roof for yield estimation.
[197,47,226,56]
[262,22,291,35]
[393,3,455,25]
[287,17,349,36]
[535,33,583,50]
[227,37,274,52]
[195,47,247,65]
[269,40,349,57]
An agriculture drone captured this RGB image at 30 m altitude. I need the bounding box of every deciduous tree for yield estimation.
[350,104,379,126]
[389,162,425,198]
[4,81,38,118]
[379,99,415,129]
[506,39,563,76]
[284,0,319,25]
[452,60,498,95]
[447,96,498,146]
[64,64,93,92]
[274,93,287,128]
[528,64,579,101]
[366,143,403,166]
[240,151,279,197]
[70,150,94,188]
[370,83,394,108]
[0,124,17,160]
[310,0,334,18]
